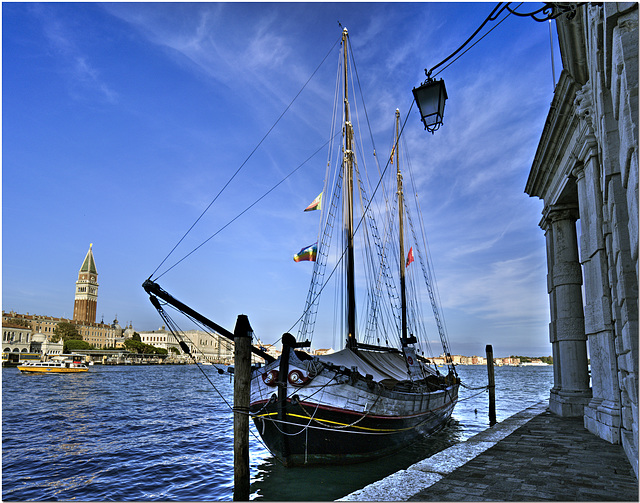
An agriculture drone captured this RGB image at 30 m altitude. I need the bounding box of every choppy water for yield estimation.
[2,364,553,501]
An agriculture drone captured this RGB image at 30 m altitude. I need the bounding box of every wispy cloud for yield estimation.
[440,252,548,323]
[36,6,118,103]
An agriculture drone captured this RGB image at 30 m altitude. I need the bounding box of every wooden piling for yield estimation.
[233,314,252,501]
[486,344,496,426]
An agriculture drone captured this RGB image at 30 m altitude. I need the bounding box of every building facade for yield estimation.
[138,328,235,363]
[73,244,99,324]
[525,3,638,475]
[2,322,32,353]
[2,311,121,350]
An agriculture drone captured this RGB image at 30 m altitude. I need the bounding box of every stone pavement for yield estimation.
[339,401,638,501]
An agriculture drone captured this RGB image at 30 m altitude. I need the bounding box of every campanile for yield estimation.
[73,244,99,324]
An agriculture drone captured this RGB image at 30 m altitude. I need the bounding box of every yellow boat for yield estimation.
[17,357,89,373]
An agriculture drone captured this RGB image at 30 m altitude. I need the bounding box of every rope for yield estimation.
[155,133,338,280]
[457,388,489,403]
[460,380,489,391]
[298,385,382,430]
[427,3,518,78]
[150,34,341,280]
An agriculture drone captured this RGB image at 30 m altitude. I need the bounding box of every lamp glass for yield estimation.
[412,79,447,130]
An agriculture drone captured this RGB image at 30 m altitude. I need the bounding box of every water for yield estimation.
[2,364,553,501]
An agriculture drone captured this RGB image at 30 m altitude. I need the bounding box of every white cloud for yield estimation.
[38,8,118,103]
[440,252,548,324]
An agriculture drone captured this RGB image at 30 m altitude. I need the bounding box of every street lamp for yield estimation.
[412,77,447,133]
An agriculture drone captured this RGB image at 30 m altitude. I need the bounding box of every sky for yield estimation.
[2,2,562,358]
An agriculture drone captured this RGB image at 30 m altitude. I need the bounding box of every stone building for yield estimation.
[525,3,638,475]
[2,245,124,350]
[2,311,119,350]
[2,322,32,353]
[73,244,99,324]
[137,328,235,363]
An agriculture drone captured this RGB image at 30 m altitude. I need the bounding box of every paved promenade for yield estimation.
[340,401,638,501]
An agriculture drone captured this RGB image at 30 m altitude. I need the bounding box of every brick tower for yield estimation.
[73,244,98,324]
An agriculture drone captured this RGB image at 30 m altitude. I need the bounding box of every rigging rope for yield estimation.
[154,134,338,280]
[150,34,341,280]
[149,296,282,458]
[427,2,519,78]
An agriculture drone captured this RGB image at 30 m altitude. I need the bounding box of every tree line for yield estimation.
[52,322,169,355]
[510,355,553,364]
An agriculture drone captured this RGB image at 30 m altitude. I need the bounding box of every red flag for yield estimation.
[406,247,414,267]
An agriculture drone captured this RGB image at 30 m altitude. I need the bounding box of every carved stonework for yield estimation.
[574,81,595,131]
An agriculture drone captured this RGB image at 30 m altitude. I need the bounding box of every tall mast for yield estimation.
[343,28,357,350]
[396,109,408,343]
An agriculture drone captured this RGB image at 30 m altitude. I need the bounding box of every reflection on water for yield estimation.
[251,419,462,501]
[250,365,553,501]
[3,364,552,501]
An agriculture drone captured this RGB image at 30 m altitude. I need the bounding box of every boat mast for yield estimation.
[343,28,357,350]
[396,109,409,344]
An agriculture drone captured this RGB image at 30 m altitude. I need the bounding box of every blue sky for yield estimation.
[3,2,560,357]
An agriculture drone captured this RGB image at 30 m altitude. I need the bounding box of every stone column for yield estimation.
[543,221,562,394]
[574,139,622,443]
[544,204,592,416]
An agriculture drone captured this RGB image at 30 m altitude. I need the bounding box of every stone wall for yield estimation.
[526,3,638,477]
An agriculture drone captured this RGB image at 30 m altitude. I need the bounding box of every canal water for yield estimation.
[2,364,553,501]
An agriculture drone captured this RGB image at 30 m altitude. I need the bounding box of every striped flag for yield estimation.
[294,242,318,262]
[304,192,323,212]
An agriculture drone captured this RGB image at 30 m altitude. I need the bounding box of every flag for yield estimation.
[406,247,414,267]
[304,192,323,212]
[294,242,318,262]
[390,144,395,164]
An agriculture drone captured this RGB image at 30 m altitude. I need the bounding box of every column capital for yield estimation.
[575,132,599,165]
[542,204,580,228]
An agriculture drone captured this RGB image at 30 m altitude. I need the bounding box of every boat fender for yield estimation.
[262,369,279,386]
[287,369,312,386]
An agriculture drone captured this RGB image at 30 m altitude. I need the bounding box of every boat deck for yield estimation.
[339,401,638,501]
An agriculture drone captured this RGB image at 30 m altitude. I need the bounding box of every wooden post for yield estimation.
[233,315,252,501]
[486,344,496,426]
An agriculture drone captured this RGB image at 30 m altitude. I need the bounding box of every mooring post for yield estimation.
[233,314,252,501]
[486,344,496,426]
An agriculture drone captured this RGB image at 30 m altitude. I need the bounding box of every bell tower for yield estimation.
[73,243,99,324]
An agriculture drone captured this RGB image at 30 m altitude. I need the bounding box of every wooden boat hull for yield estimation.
[250,351,458,466]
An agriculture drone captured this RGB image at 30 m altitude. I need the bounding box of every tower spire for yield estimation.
[73,244,99,324]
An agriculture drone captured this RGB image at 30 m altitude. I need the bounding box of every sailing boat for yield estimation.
[143,28,458,467]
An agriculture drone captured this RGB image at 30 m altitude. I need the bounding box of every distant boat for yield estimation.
[518,361,550,366]
[17,356,89,373]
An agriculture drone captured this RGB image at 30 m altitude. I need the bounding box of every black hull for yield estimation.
[251,386,458,466]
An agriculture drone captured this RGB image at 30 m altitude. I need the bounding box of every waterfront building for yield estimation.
[30,333,63,356]
[73,244,99,324]
[2,311,121,350]
[2,322,32,353]
[525,3,638,475]
[138,328,234,363]
[2,245,125,350]
[138,327,180,353]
